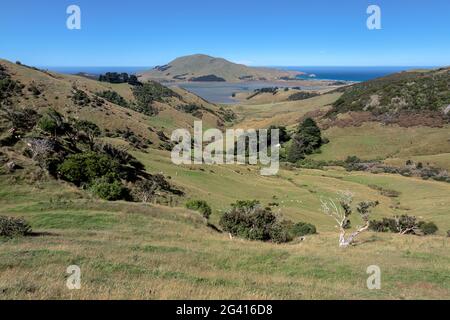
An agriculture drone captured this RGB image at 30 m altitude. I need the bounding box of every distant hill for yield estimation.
[328,67,450,126]
[138,54,303,82]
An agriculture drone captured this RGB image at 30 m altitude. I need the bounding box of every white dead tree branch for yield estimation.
[321,191,377,248]
[27,138,54,165]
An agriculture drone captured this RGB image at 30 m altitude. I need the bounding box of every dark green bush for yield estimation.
[38,109,68,135]
[0,216,32,237]
[219,200,293,243]
[290,222,317,237]
[186,200,212,220]
[419,221,438,235]
[38,116,58,133]
[58,152,119,186]
[89,175,126,201]
[269,221,293,243]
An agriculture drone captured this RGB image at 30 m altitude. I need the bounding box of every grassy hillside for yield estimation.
[1,159,450,299]
[138,54,302,83]
[311,123,450,161]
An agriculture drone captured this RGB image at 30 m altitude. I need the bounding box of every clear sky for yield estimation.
[1,0,450,67]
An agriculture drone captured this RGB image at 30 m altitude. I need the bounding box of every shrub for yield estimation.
[38,109,67,134]
[269,221,293,243]
[38,115,58,133]
[58,152,119,186]
[71,88,91,107]
[0,216,32,237]
[89,175,126,201]
[290,222,317,237]
[219,200,292,243]
[73,119,101,146]
[186,200,212,220]
[419,221,438,235]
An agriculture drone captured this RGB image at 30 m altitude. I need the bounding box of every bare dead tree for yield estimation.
[133,180,159,203]
[321,191,378,248]
[26,138,54,165]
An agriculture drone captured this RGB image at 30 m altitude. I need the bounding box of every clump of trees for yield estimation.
[321,191,379,247]
[288,91,319,101]
[189,75,226,82]
[220,200,316,243]
[369,215,438,236]
[99,72,141,86]
[0,216,32,238]
[287,118,323,163]
[131,81,180,116]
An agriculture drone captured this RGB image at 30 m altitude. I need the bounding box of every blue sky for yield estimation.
[1,0,450,67]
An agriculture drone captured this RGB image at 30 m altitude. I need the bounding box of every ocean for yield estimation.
[281,66,435,82]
